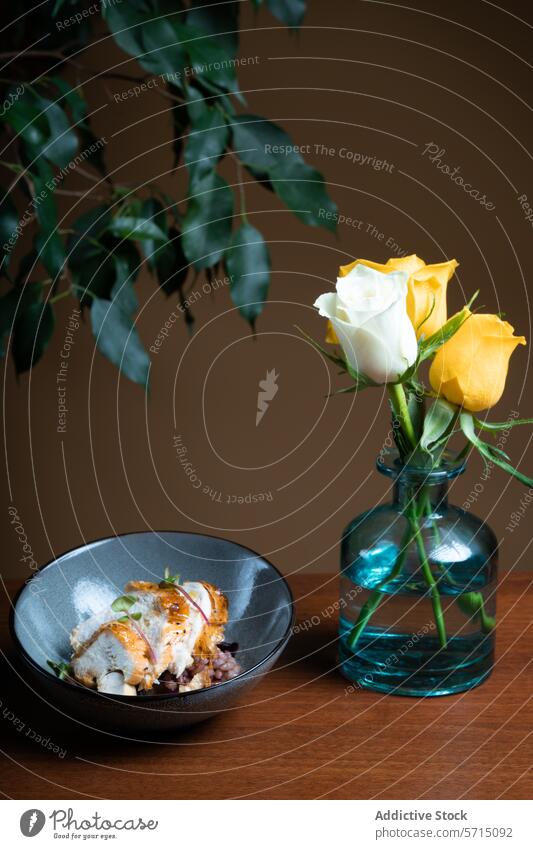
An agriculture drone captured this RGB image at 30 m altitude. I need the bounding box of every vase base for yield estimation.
[338,629,495,697]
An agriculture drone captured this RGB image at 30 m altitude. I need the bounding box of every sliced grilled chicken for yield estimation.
[70,579,228,695]
[98,671,137,696]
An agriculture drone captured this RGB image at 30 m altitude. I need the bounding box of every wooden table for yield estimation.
[1,573,531,800]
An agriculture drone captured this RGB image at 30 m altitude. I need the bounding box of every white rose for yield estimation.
[314,264,418,384]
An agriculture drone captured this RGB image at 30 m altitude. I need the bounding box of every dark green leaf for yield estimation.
[139,199,168,267]
[12,292,55,372]
[187,0,239,56]
[184,108,229,184]
[226,223,270,323]
[474,415,533,432]
[266,0,306,29]
[170,96,190,166]
[35,94,79,168]
[156,228,189,295]
[0,287,22,355]
[103,3,186,78]
[231,115,337,230]
[460,412,533,488]
[109,216,169,243]
[32,159,66,279]
[110,241,141,315]
[231,114,303,173]
[2,89,50,153]
[0,194,19,272]
[67,205,111,268]
[270,158,337,231]
[182,171,233,269]
[181,23,239,95]
[91,297,150,387]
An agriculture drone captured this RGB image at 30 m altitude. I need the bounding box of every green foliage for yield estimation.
[418,292,478,362]
[0,0,335,386]
[226,223,271,323]
[460,412,533,488]
[295,325,378,392]
[232,115,337,230]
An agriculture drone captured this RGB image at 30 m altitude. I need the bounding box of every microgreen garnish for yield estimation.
[111,594,157,664]
[111,594,137,613]
[47,660,74,680]
[159,567,180,588]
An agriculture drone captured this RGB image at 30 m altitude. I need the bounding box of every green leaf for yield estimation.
[170,97,190,166]
[266,0,306,29]
[420,399,457,452]
[187,0,239,56]
[67,205,112,268]
[419,293,478,361]
[109,216,169,243]
[460,412,533,488]
[139,199,168,267]
[295,325,376,390]
[12,291,55,373]
[32,160,66,279]
[184,109,229,185]
[0,194,19,272]
[182,171,233,269]
[103,3,187,78]
[0,287,23,355]
[111,594,137,613]
[2,89,50,153]
[225,223,270,324]
[474,416,533,432]
[182,23,239,95]
[156,228,189,296]
[130,612,142,621]
[91,297,150,387]
[270,158,337,231]
[47,659,73,680]
[50,77,107,174]
[231,115,337,230]
[231,114,302,174]
[110,241,141,315]
[35,94,79,168]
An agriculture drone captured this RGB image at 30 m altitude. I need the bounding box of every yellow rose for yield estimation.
[326,254,458,342]
[429,313,526,412]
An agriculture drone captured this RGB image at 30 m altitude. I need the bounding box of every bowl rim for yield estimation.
[9,529,295,703]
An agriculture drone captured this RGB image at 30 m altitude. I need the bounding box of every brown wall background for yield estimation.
[2,0,533,583]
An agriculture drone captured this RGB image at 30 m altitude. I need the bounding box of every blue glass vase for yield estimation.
[339,456,498,696]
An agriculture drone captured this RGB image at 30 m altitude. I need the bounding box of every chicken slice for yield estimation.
[98,671,137,696]
[72,621,153,690]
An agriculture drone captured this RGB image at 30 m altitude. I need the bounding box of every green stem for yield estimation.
[347,520,412,651]
[388,382,417,449]
[421,492,495,634]
[411,502,447,649]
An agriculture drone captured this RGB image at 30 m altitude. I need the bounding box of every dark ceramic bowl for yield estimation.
[10,531,294,734]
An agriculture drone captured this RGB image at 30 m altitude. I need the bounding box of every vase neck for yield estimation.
[376,454,465,512]
[393,477,449,511]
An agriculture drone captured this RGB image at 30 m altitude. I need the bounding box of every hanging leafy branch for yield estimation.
[0,0,337,386]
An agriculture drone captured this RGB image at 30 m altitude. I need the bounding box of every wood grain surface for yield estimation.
[1,573,531,800]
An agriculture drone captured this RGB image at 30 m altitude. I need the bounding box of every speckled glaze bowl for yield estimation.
[10,531,294,734]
